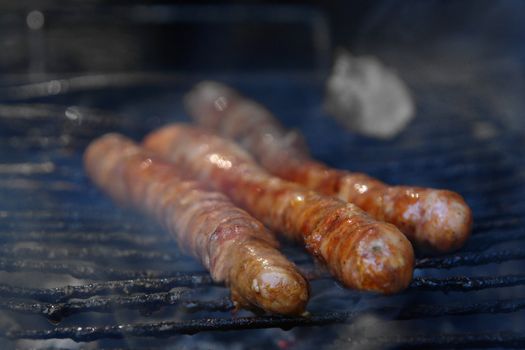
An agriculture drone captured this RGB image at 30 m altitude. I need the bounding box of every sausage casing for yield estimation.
[84,134,309,315]
[143,125,414,293]
[185,81,473,253]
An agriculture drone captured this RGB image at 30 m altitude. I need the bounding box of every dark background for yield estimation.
[1,0,524,75]
[3,0,522,129]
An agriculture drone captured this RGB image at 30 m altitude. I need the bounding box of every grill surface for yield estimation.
[0,69,524,349]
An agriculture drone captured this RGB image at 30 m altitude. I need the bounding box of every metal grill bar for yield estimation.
[0,162,55,175]
[2,273,524,311]
[0,209,144,220]
[4,253,525,289]
[0,217,523,259]
[0,276,214,303]
[0,231,172,247]
[0,222,159,234]
[0,290,234,322]
[0,171,522,204]
[410,275,525,292]
[3,286,525,323]
[0,137,89,150]
[0,74,181,100]
[1,206,520,225]
[4,209,520,226]
[0,210,156,224]
[415,250,525,269]
[0,244,181,262]
[0,221,521,246]
[5,313,357,341]
[5,243,524,268]
[398,298,525,319]
[0,179,80,192]
[0,258,197,280]
[297,249,525,271]
[0,104,150,130]
[340,332,525,349]
[8,316,525,344]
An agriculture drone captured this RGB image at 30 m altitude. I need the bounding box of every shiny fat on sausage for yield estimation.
[143,124,414,294]
[184,81,473,253]
[84,133,309,316]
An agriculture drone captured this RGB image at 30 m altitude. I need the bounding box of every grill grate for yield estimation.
[3,289,525,324]
[334,332,525,349]
[0,73,524,349]
[0,290,235,323]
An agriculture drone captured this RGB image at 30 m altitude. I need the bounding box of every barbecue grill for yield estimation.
[1,2,525,349]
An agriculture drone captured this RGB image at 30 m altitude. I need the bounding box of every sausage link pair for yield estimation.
[185,81,473,253]
[143,125,414,293]
[84,134,309,315]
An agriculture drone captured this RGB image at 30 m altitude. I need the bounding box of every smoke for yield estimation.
[351,0,525,131]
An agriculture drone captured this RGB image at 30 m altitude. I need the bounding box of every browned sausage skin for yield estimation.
[143,125,414,293]
[84,134,309,315]
[184,81,473,253]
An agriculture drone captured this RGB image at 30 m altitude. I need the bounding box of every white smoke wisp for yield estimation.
[325,50,415,139]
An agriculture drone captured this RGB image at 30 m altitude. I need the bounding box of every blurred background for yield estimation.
[1,0,524,73]
[1,0,524,129]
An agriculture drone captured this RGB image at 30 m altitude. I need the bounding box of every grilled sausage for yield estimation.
[185,81,473,253]
[84,134,309,315]
[143,125,414,293]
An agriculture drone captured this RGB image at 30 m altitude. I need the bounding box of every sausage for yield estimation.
[84,134,309,315]
[143,125,414,293]
[184,81,473,253]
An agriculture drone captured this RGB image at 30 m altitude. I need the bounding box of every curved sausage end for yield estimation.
[342,223,414,294]
[416,190,473,253]
[253,268,309,315]
[229,240,309,316]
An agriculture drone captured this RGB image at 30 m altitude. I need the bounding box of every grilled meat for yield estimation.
[185,81,473,253]
[143,125,414,293]
[84,134,309,315]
